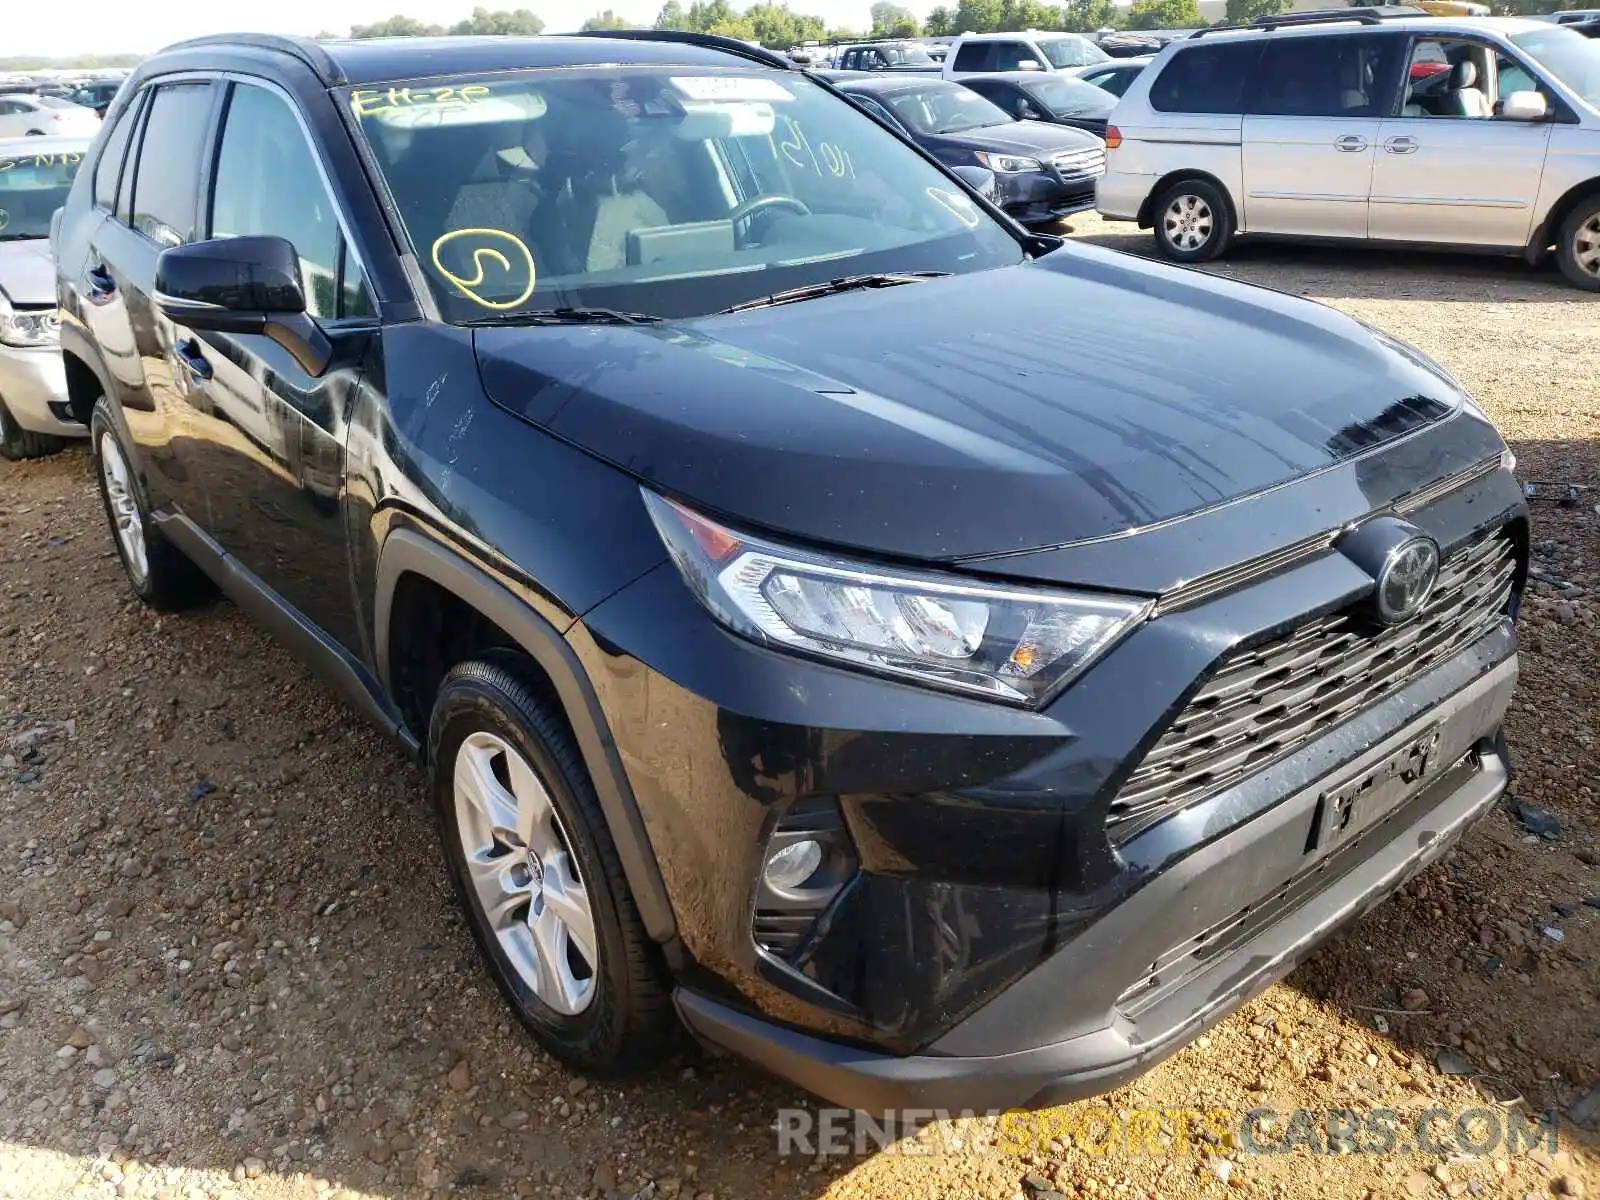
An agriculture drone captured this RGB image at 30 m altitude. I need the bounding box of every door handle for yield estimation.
[174,338,212,383]
[1384,136,1419,155]
[1333,134,1369,152]
[84,263,116,304]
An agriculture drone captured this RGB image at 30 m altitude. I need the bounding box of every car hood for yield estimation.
[938,119,1102,155]
[475,242,1471,567]
[0,238,56,306]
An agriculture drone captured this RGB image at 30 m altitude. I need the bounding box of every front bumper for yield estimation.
[0,344,80,437]
[1002,170,1100,226]
[676,649,1516,1112]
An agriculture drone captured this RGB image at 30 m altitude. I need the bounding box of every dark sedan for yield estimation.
[960,71,1117,137]
[831,74,1105,225]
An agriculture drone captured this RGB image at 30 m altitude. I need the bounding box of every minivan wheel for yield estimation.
[1556,199,1600,292]
[1153,179,1233,263]
[89,401,214,609]
[0,399,66,460]
[429,657,673,1073]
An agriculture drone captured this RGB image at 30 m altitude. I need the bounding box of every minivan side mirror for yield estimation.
[1500,90,1549,121]
[155,235,332,376]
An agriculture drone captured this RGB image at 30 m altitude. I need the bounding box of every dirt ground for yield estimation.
[1,218,1597,1200]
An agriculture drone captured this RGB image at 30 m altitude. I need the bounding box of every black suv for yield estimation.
[53,29,1526,1113]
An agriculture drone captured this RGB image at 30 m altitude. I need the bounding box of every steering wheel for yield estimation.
[730,194,812,248]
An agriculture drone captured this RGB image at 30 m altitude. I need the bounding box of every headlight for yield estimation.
[0,298,60,348]
[974,151,1041,174]
[643,492,1150,707]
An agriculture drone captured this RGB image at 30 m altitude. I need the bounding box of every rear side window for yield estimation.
[130,82,212,247]
[1251,34,1405,117]
[1150,42,1263,114]
[991,42,1036,71]
[92,95,140,211]
[953,42,992,71]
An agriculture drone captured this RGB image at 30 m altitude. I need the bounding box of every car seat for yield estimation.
[1446,61,1491,117]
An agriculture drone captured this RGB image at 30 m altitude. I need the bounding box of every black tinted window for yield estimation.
[991,42,1035,71]
[1251,34,1404,117]
[131,83,211,246]
[1150,42,1263,113]
[210,83,343,319]
[953,43,992,71]
[93,96,139,211]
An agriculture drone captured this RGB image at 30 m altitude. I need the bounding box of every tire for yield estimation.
[1152,178,1234,264]
[1555,198,1600,293]
[88,400,214,610]
[428,656,674,1073]
[0,399,66,461]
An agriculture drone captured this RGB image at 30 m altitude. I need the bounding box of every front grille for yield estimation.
[1051,147,1105,180]
[1106,531,1516,842]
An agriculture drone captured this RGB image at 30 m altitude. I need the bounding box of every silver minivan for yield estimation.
[1096,12,1600,289]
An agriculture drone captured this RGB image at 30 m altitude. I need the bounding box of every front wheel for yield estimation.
[429,657,673,1073]
[1556,199,1600,292]
[1152,178,1234,264]
[0,399,66,461]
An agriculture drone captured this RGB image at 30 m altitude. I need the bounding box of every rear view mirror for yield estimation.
[1500,90,1548,121]
[155,235,332,376]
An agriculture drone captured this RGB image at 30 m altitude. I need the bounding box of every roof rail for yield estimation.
[1191,5,1425,37]
[157,32,346,85]
[576,29,795,70]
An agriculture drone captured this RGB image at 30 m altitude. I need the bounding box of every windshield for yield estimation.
[884,45,935,66]
[0,148,83,240]
[1023,75,1117,117]
[1037,37,1110,68]
[883,82,1011,134]
[349,69,1021,323]
[1510,26,1600,106]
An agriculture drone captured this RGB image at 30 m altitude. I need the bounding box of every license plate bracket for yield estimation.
[1308,725,1441,857]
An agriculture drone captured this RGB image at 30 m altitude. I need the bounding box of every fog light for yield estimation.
[763,839,822,891]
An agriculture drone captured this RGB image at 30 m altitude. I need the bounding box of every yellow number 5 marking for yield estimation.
[430,228,536,310]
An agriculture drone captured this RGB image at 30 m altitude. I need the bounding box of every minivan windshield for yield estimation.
[1510,25,1600,107]
[0,147,83,240]
[347,68,1022,323]
[1037,37,1110,68]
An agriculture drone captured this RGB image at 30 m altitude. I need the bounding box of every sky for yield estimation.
[11,0,907,58]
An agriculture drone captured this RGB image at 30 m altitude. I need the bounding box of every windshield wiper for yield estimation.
[721,271,949,314]
[464,306,665,327]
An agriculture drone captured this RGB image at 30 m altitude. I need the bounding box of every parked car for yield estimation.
[833,74,1105,223]
[1095,32,1163,58]
[70,79,124,118]
[1546,8,1600,20]
[0,136,88,459]
[831,40,941,72]
[55,28,1525,1114]
[0,93,100,138]
[1077,54,1154,97]
[961,71,1118,137]
[942,30,1110,78]
[1097,10,1600,289]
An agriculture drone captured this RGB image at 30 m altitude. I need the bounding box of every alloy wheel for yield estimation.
[453,731,598,1015]
[1163,193,1213,252]
[98,432,149,585]
[1573,213,1600,279]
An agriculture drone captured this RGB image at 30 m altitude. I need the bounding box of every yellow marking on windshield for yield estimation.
[351,83,493,119]
[430,228,536,310]
[0,153,82,171]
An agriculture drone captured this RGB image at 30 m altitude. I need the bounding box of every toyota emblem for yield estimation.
[1374,536,1440,625]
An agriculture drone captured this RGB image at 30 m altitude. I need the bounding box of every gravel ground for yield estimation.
[2,221,1597,1200]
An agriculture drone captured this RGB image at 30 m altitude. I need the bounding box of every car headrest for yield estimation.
[1449,60,1478,89]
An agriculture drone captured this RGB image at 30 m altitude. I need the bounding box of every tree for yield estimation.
[869,1,921,36]
[448,7,546,34]
[1126,0,1202,26]
[953,0,1005,34]
[581,9,634,29]
[655,0,689,28]
[924,5,957,34]
[1062,0,1121,29]
[1224,0,1289,21]
[349,14,446,37]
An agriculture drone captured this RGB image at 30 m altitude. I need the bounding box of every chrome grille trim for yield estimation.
[1052,148,1106,178]
[1107,531,1516,842]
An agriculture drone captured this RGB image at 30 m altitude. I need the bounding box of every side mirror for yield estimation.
[155,235,332,376]
[1500,90,1548,121]
[1018,100,1040,119]
[1016,59,1043,71]
[951,164,999,202]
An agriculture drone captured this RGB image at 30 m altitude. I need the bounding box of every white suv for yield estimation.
[1095,11,1600,289]
[942,30,1109,79]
